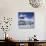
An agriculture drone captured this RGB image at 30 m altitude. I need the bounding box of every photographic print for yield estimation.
[18,12,34,29]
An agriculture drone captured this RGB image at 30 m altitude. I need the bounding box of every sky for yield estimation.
[18,12,34,19]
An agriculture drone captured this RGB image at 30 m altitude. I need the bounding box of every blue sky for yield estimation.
[18,12,34,19]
